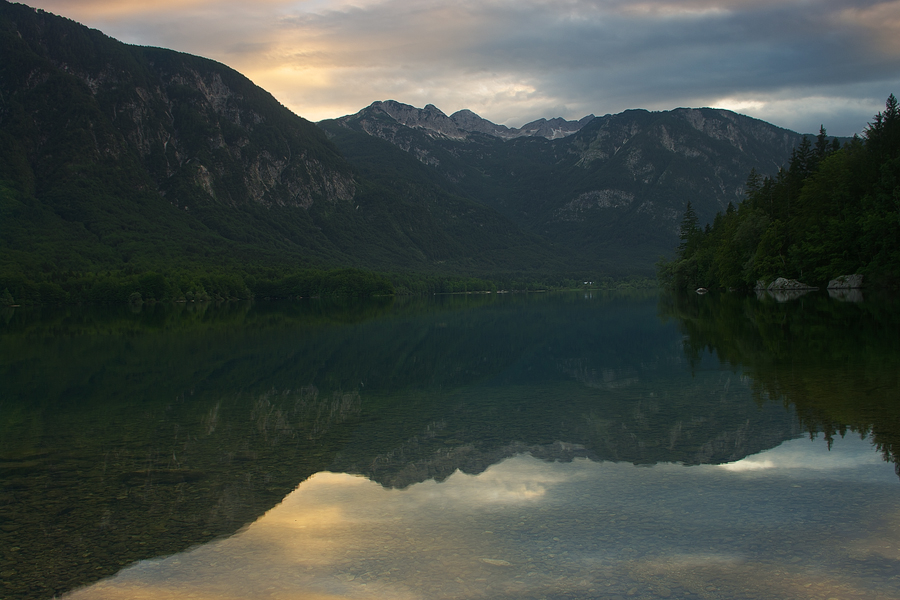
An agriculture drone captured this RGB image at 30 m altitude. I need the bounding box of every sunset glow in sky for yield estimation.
[25,0,900,135]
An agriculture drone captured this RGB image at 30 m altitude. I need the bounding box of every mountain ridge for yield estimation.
[320,101,806,274]
[2,0,816,294]
[331,99,596,141]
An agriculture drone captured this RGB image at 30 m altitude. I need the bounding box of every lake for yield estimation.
[1,290,898,600]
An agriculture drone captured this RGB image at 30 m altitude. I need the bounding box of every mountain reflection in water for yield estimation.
[66,436,898,600]
[1,291,899,600]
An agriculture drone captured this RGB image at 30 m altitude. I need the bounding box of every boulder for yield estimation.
[827,274,863,289]
[766,277,818,291]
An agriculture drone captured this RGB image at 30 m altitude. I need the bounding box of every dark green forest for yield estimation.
[659,95,900,290]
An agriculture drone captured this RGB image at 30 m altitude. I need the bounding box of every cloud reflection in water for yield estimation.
[66,435,899,600]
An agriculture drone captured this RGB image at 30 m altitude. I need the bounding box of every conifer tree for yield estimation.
[677,201,700,256]
[745,168,763,196]
[814,125,831,161]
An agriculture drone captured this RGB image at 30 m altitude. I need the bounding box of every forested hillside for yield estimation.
[659,95,900,290]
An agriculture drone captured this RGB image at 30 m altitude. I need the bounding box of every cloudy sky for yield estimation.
[26,0,900,136]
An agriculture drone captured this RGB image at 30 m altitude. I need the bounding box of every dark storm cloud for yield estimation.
[27,0,900,134]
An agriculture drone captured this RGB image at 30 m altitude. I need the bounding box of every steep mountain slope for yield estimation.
[323,123,568,274]
[0,1,550,278]
[0,2,352,269]
[322,102,805,273]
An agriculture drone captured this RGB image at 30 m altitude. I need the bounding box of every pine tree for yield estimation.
[866,93,900,161]
[745,168,763,197]
[678,201,700,255]
[790,136,813,180]
[814,125,831,161]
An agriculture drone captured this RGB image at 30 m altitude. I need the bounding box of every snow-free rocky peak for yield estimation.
[331,100,595,141]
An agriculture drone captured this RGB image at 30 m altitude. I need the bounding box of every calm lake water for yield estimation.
[1,290,899,600]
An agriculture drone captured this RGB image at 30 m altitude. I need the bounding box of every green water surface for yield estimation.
[1,291,898,599]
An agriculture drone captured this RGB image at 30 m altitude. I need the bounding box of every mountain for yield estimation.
[332,100,595,141]
[0,1,557,283]
[0,2,348,268]
[321,102,807,274]
[1,0,814,292]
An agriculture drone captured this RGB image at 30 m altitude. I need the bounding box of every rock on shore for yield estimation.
[766,278,818,291]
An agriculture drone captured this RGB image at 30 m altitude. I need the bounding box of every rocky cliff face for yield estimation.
[146,67,355,209]
[570,108,799,174]
[553,108,803,230]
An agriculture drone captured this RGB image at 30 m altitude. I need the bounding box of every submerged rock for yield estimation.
[828,288,864,303]
[768,289,814,303]
[479,558,513,567]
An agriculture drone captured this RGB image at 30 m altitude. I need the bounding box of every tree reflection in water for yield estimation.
[658,289,900,477]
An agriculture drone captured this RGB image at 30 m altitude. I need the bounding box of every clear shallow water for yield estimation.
[67,436,899,600]
[1,291,899,599]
